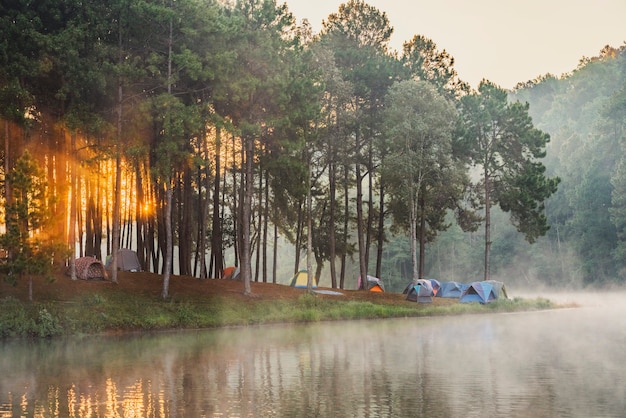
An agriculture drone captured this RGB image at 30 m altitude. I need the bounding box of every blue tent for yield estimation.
[485,280,509,299]
[459,281,497,304]
[436,281,468,298]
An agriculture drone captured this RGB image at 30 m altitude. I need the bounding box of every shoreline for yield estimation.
[0,271,558,339]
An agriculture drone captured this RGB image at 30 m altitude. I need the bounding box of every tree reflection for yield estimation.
[3,310,626,417]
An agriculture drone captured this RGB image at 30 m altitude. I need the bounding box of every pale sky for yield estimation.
[283,0,626,90]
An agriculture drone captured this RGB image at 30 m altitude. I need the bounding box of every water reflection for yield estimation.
[2,294,626,417]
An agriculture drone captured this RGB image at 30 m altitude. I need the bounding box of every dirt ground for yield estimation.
[0,269,457,308]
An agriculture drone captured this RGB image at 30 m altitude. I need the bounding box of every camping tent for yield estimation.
[429,279,441,296]
[405,279,434,303]
[485,280,509,299]
[459,281,497,304]
[369,282,384,292]
[402,279,436,295]
[69,256,108,280]
[436,281,468,298]
[289,270,317,288]
[223,266,240,280]
[105,249,141,272]
[358,275,385,292]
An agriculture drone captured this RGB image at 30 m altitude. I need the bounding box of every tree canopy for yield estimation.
[1,0,594,295]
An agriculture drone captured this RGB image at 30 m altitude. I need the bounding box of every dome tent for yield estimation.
[405,279,434,303]
[459,281,498,304]
[105,249,141,272]
[68,256,108,280]
[289,270,317,288]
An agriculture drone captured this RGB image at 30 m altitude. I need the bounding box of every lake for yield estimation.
[1,292,625,417]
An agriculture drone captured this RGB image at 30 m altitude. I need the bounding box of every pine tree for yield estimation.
[0,151,67,301]
[459,81,560,280]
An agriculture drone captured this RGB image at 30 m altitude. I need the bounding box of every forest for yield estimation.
[0,0,621,296]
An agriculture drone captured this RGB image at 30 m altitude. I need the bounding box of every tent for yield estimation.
[69,256,108,280]
[223,266,240,280]
[402,279,435,295]
[290,270,317,288]
[357,275,385,292]
[459,281,497,304]
[369,283,385,292]
[429,279,441,296]
[485,280,509,299]
[436,281,468,298]
[405,279,434,303]
[105,249,141,272]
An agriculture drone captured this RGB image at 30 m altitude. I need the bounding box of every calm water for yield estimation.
[1,293,626,417]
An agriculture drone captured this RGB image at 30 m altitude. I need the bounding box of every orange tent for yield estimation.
[369,283,384,292]
[222,266,236,279]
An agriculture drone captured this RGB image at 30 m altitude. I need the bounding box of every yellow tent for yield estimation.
[289,270,318,288]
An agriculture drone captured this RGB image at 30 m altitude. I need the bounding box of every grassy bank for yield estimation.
[0,284,557,339]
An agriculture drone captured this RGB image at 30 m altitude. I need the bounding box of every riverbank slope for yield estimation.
[0,271,555,338]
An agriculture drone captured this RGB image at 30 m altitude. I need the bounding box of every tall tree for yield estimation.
[382,80,458,282]
[401,35,469,100]
[321,0,394,289]
[459,80,560,280]
[0,151,65,301]
[214,0,300,294]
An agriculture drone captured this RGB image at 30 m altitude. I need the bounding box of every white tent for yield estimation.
[106,249,141,272]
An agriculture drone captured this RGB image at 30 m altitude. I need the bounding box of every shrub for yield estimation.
[36,307,62,338]
[0,297,35,337]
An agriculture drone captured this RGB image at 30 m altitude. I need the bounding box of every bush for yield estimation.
[36,307,62,338]
[0,297,35,338]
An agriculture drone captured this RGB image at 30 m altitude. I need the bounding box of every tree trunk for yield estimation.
[329,158,337,288]
[340,163,349,289]
[355,128,367,289]
[241,136,254,295]
[194,165,202,277]
[135,162,146,271]
[231,133,239,268]
[484,170,491,281]
[85,177,94,256]
[365,144,373,270]
[179,167,192,276]
[306,154,314,290]
[76,160,84,257]
[156,188,166,273]
[68,131,77,280]
[110,107,122,284]
[294,201,303,273]
[272,223,278,283]
[376,177,385,279]
[4,120,10,205]
[419,196,426,279]
[254,167,262,282]
[262,170,269,283]
[209,126,222,278]
[410,191,419,284]
[162,180,173,298]
[95,166,103,261]
[110,11,125,284]
[162,8,174,297]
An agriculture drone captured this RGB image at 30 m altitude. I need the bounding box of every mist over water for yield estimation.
[1,292,626,417]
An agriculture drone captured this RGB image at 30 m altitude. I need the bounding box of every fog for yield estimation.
[2,292,626,416]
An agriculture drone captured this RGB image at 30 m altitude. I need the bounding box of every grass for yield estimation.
[0,287,559,339]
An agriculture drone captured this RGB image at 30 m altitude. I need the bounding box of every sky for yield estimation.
[283,0,626,90]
